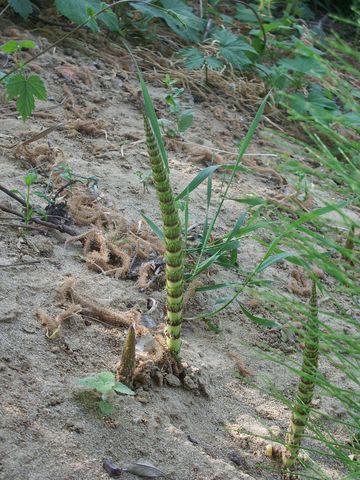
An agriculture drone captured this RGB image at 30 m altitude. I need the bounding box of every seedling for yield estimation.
[158,74,194,137]
[134,170,152,193]
[75,371,135,415]
[0,39,47,120]
[10,172,45,224]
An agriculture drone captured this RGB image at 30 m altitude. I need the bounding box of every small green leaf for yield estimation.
[99,400,114,415]
[178,110,194,133]
[18,40,37,50]
[6,74,47,120]
[1,41,19,54]
[24,172,37,186]
[75,371,115,394]
[114,382,136,396]
[8,0,33,19]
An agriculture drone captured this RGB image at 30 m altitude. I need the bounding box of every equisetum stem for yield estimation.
[143,114,184,357]
[283,280,320,468]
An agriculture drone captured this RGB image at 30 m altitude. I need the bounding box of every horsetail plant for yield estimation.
[282,279,320,468]
[143,114,184,358]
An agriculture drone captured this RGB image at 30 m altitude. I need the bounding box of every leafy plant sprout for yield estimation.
[75,371,135,415]
[0,39,47,120]
[158,74,194,137]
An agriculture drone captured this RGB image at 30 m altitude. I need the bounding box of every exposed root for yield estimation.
[133,333,209,396]
[266,192,314,213]
[15,143,65,173]
[66,118,108,137]
[57,276,140,328]
[35,304,82,338]
[288,267,312,297]
[228,352,254,378]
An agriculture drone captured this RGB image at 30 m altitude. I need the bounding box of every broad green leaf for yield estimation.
[278,56,327,77]
[131,0,203,42]
[235,4,258,23]
[6,74,47,120]
[18,40,36,49]
[0,41,19,55]
[55,0,120,32]
[178,110,194,133]
[24,172,37,186]
[1,40,36,54]
[75,371,115,394]
[212,29,257,69]
[98,2,121,32]
[206,56,224,71]
[8,0,33,19]
[114,382,136,395]
[239,302,281,329]
[179,48,205,70]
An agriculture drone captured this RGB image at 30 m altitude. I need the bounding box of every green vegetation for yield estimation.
[0,1,359,478]
[75,371,135,415]
[143,114,184,356]
[283,280,320,468]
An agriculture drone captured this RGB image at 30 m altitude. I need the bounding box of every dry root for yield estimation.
[57,276,140,328]
[15,143,65,173]
[35,304,82,338]
[228,352,254,378]
[66,220,165,287]
[66,118,108,137]
[288,267,312,297]
[132,333,209,395]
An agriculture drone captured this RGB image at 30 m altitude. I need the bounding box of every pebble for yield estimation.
[183,375,197,391]
[136,389,150,404]
[165,373,181,387]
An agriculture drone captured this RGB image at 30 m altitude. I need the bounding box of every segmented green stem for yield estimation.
[143,115,184,356]
[283,280,319,468]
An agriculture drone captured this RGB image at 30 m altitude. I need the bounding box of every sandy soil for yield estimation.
[0,18,355,480]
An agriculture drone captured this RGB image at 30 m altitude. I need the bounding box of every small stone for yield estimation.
[165,373,181,387]
[22,323,36,334]
[0,305,18,323]
[29,235,54,256]
[153,371,163,387]
[228,451,247,468]
[64,421,84,433]
[136,389,150,404]
[183,375,197,391]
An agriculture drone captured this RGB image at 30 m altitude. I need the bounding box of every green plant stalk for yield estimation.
[143,114,184,357]
[283,280,320,468]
